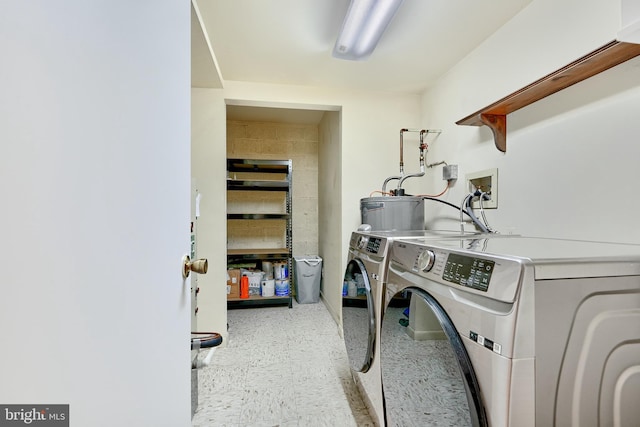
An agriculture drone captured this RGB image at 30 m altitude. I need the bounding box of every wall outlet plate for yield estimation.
[466,168,498,209]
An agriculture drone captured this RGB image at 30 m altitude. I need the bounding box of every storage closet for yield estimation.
[226,158,293,308]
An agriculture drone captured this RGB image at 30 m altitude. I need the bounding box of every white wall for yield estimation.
[318,111,343,321]
[0,1,191,425]
[419,0,640,244]
[622,0,640,28]
[191,88,228,342]
[192,82,421,328]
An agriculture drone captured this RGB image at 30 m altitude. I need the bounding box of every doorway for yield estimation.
[226,105,323,259]
[224,103,344,319]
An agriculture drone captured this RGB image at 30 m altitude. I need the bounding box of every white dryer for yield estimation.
[342,230,491,426]
[383,236,640,426]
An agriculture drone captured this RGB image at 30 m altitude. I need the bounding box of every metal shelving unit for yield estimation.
[226,158,293,308]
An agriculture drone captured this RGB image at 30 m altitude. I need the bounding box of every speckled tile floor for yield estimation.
[191,300,374,427]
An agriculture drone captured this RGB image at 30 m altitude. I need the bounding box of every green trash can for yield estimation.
[293,256,322,304]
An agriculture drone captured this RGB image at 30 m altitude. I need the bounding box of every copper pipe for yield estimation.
[399,128,408,174]
[398,129,427,189]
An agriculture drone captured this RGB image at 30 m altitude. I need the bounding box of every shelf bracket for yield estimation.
[456,40,640,152]
[479,114,506,152]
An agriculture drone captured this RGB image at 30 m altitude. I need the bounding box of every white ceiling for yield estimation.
[196,0,532,95]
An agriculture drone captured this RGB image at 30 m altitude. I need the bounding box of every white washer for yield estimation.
[383,236,640,426]
[342,230,495,426]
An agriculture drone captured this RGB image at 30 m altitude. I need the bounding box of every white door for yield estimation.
[0,2,191,426]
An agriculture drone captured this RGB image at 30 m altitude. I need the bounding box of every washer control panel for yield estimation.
[356,235,368,249]
[352,234,385,256]
[392,239,523,303]
[412,248,495,292]
[442,253,495,292]
[365,237,382,254]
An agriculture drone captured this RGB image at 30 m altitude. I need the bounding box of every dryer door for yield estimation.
[381,287,488,427]
[342,258,375,373]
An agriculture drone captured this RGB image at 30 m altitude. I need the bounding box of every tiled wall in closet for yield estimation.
[227,120,319,257]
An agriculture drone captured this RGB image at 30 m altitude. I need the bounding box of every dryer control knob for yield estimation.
[418,250,436,272]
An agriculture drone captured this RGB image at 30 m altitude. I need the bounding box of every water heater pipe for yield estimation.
[381,128,410,194]
[399,128,408,175]
[382,176,401,194]
[398,129,427,189]
[381,128,441,194]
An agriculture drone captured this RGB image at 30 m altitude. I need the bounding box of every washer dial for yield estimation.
[417,250,436,272]
[357,236,368,249]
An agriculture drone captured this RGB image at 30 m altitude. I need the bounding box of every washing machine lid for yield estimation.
[420,236,640,280]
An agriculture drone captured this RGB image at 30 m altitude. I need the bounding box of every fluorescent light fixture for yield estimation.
[333,0,404,61]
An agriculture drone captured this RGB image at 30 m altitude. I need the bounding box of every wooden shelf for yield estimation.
[227,294,292,308]
[227,179,290,191]
[227,158,291,173]
[227,213,290,220]
[227,248,289,256]
[456,40,640,152]
[227,295,290,302]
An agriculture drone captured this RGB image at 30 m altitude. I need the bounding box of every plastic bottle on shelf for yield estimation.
[240,276,250,299]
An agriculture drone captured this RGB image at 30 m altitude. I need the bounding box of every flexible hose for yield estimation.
[464,196,490,233]
[479,191,496,233]
[460,194,472,233]
[191,332,223,350]
[420,193,494,233]
[415,195,492,233]
[456,193,491,233]
[422,196,472,217]
[416,181,450,198]
[422,195,484,233]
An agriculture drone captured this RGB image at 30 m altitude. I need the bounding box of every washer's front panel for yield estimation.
[344,232,390,426]
[342,258,375,373]
[380,288,487,426]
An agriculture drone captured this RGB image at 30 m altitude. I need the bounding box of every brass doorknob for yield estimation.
[182,255,208,278]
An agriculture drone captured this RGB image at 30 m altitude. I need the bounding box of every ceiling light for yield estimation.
[332,0,404,61]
